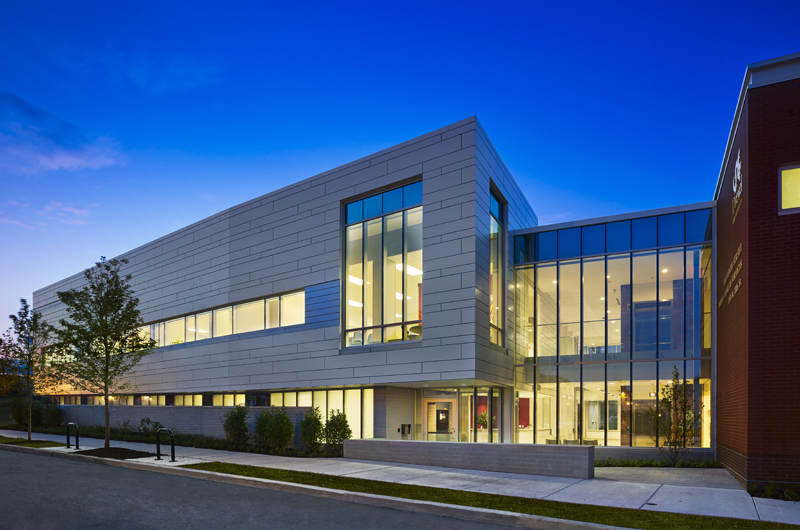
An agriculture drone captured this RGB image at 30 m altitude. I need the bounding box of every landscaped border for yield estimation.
[182,461,794,530]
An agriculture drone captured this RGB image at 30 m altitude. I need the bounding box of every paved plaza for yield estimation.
[2,429,798,525]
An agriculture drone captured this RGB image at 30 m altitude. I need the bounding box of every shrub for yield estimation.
[324,409,352,456]
[10,397,44,426]
[764,484,777,499]
[222,404,250,446]
[138,417,164,435]
[42,403,65,428]
[299,407,324,455]
[784,487,800,502]
[253,406,293,452]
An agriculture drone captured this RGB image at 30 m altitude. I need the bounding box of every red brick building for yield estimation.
[715,52,800,487]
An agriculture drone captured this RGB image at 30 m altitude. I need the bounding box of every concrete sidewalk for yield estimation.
[2,429,798,526]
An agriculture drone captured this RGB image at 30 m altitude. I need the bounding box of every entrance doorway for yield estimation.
[422,399,457,441]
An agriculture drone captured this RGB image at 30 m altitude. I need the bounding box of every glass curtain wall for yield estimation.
[513,209,713,448]
[345,182,423,347]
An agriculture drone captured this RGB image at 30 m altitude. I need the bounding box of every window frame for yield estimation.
[779,162,800,215]
[489,189,505,347]
[343,182,423,348]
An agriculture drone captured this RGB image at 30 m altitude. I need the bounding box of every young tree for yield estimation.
[51,257,157,448]
[0,299,58,441]
[646,365,699,466]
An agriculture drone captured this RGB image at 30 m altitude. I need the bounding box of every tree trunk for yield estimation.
[27,396,32,442]
[104,391,110,449]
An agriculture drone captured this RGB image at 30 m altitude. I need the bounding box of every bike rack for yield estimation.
[66,422,79,449]
[156,428,175,462]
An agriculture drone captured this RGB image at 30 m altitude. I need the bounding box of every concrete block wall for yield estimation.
[345,439,594,479]
[61,405,311,447]
[32,118,540,399]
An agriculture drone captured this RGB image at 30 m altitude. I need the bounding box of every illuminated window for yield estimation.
[781,165,800,212]
[344,182,423,347]
[489,191,504,346]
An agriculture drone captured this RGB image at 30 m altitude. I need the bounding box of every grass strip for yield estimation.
[182,462,792,530]
[0,436,66,448]
[13,441,65,448]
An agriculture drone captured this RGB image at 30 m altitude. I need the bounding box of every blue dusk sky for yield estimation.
[0,1,798,323]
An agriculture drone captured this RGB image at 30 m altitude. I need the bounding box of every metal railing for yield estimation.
[156,428,175,462]
[66,423,79,449]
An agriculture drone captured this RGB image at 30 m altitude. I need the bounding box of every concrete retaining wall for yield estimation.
[344,439,594,479]
[62,405,310,447]
[595,446,717,463]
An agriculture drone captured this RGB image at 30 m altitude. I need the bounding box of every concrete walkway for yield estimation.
[3,429,798,526]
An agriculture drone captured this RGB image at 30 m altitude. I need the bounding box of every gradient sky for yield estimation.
[1,0,798,324]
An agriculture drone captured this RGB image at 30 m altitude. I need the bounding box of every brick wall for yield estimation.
[745,77,800,485]
[717,76,800,487]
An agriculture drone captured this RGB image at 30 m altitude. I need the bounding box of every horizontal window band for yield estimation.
[346,321,422,332]
[514,356,712,368]
[343,203,423,228]
[515,242,712,266]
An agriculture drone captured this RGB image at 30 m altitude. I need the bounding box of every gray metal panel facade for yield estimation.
[33,117,536,395]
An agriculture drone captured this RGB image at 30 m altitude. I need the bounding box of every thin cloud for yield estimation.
[43,201,89,216]
[0,215,33,230]
[0,93,122,176]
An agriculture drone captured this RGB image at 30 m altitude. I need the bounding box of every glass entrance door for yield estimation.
[423,400,456,441]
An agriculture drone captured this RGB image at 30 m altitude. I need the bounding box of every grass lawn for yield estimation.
[0,435,65,449]
[183,462,794,530]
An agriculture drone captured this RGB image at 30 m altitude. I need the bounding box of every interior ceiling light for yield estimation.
[395,293,403,300]
[662,268,668,273]
[348,275,363,286]
[348,300,363,308]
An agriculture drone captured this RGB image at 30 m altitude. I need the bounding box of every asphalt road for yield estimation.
[0,450,512,530]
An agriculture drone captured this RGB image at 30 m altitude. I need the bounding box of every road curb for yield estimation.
[0,443,633,530]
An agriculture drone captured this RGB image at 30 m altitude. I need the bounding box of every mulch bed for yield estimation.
[74,447,157,460]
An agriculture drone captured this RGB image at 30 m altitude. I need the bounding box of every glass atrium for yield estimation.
[513,208,713,448]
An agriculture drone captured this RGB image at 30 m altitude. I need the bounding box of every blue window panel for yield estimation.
[383,187,403,213]
[632,217,657,250]
[534,231,557,261]
[346,201,363,224]
[581,224,605,256]
[514,235,530,263]
[658,213,684,247]
[490,192,503,224]
[363,195,382,219]
[403,182,422,207]
[685,209,712,243]
[606,221,631,253]
[558,227,581,258]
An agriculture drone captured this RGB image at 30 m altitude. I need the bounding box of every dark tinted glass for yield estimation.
[403,182,422,207]
[382,187,403,213]
[514,235,530,263]
[582,224,605,255]
[490,192,503,224]
[606,221,630,252]
[534,231,557,261]
[346,200,363,224]
[685,209,712,242]
[558,227,581,258]
[363,194,382,219]
[658,213,684,247]
[632,217,657,250]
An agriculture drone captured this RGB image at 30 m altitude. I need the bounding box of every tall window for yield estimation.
[345,182,423,347]
[489,191,504,345]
